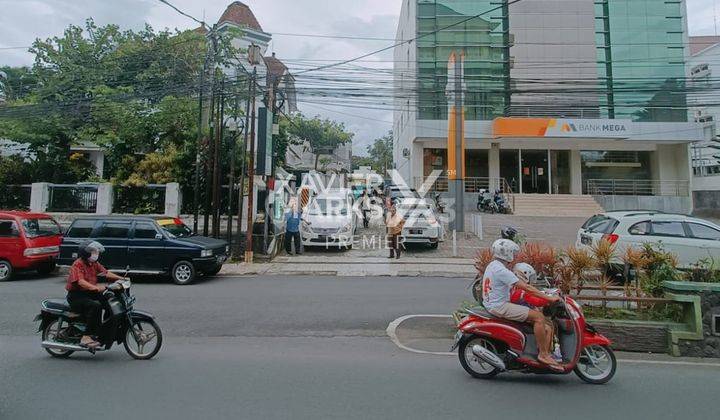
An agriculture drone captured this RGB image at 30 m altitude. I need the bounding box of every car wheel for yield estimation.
[37,261,57,276]
[429,242,439,249]
[0,260,13,282]
[171,260,196,285]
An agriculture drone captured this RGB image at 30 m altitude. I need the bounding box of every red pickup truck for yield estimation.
[0,211,62,281]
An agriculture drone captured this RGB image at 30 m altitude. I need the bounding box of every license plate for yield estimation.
[409,229,423,235]
[216,255,227,263]
[581,234,592,245]
[450,330,463,351]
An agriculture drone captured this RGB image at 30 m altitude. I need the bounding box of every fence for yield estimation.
[586,179,690,197]
[47,184,98,213]
[113,185,166,214]
[0,184,31,210]
[415,176,515,211]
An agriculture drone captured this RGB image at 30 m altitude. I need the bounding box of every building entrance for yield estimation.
[520,150,549,194]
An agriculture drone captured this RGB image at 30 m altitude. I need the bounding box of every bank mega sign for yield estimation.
[493,118,633,139]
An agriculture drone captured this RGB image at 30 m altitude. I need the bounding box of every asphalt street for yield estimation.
[1,273,719,420]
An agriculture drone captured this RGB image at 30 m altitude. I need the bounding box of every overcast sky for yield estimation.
[0,0,718,154]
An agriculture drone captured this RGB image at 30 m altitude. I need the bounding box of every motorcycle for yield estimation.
[476,190,498,213]
[493,190,512,214]
[452,290,616,384]
[35,278,162,360]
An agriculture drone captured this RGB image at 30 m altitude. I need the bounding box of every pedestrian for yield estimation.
[385,204,405,259]
[360,190,371,228]
[284,198,304,255]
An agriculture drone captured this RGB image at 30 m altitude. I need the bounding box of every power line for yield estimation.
[294,0,524,75]
[156,0,206,28]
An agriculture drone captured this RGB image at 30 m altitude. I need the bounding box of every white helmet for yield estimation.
[514,262,537,283]
[491,239,520,262]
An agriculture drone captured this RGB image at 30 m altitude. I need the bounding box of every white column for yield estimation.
[164,182,182,217]
[30,183,50,213]
[570,150,583,195]
[95,183,114,215]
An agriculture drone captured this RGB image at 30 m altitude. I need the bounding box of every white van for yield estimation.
[301,189,359,249]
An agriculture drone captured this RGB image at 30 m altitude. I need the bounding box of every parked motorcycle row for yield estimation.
[476,189,512,214]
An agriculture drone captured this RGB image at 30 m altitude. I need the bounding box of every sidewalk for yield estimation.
[219,256,477,278]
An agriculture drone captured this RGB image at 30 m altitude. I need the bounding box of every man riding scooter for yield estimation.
[65,241,127,349]
[481,239,562,370]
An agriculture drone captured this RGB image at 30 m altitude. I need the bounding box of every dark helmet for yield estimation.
[500,226,518,241]
[78,240,105,260]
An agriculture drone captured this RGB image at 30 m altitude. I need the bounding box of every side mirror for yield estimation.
[155,233,163,240]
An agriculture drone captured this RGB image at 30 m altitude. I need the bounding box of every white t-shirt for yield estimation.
[481,260,519,310]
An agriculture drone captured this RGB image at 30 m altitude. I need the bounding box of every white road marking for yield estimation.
[386,314,454,356]
[387,314,720,367]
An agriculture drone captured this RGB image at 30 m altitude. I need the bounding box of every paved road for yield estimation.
[1,274,718,420]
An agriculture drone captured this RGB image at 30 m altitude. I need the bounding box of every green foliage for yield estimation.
[365,131,393,174]
[0,154,33,184]
[638,243,680,297]
[685,257,720,283]
[283,113,353,169]
[0,18,239,186]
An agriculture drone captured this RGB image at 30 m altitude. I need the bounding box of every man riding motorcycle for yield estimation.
[65,241,126,349]
[481,239,562,370]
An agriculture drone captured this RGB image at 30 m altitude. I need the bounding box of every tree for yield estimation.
[282,113,354,170]
[366,131,393,175]
[0,19,239,185]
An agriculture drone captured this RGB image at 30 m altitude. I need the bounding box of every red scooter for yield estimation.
[452,291,617,384]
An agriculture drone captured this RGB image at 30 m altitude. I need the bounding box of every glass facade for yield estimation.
[595,0,687,121]
[416,0,509,120]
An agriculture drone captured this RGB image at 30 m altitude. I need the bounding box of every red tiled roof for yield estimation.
[263,53,288,79]
[690,36,720,56]
[217,1,263,32]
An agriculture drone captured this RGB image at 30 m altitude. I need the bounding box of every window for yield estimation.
[582,216,618,234]
[21,219,61,238]
[134,222,159,239]
[628,221,650,235]
[0,220,19,237]
[66,220,96,238]
[650,221,685,237]
[687,223,720,241]
[97,222,130,239]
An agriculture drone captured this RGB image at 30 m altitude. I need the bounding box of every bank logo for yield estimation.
[560,123,575,133]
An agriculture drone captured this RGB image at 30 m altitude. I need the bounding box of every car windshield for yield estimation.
[157,219,193,238]
[21,218,61,238]
[308,198,349,216]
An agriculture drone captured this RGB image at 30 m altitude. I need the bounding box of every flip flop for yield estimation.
[80,340,101,349]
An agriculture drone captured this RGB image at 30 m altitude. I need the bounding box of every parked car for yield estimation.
[301,188,359,249]
[396,198,444,249]
[57,216,229,285]
[0,211,63,281]
[576,211,720,269]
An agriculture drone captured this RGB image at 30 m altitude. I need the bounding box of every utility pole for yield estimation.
[235,71,254,255]
[203,74,217,237]
[226,73,243,244]
[211,76,225,238]
[244,49,259,263]
[447,51,465,232]
[193,29,213,234]
[262,75,280,254]
[202,30,219,237]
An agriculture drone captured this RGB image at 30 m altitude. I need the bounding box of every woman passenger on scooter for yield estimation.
[65,241,126,349]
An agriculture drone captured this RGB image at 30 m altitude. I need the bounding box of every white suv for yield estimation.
[396,198,444,249]
[576,211,720,269]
